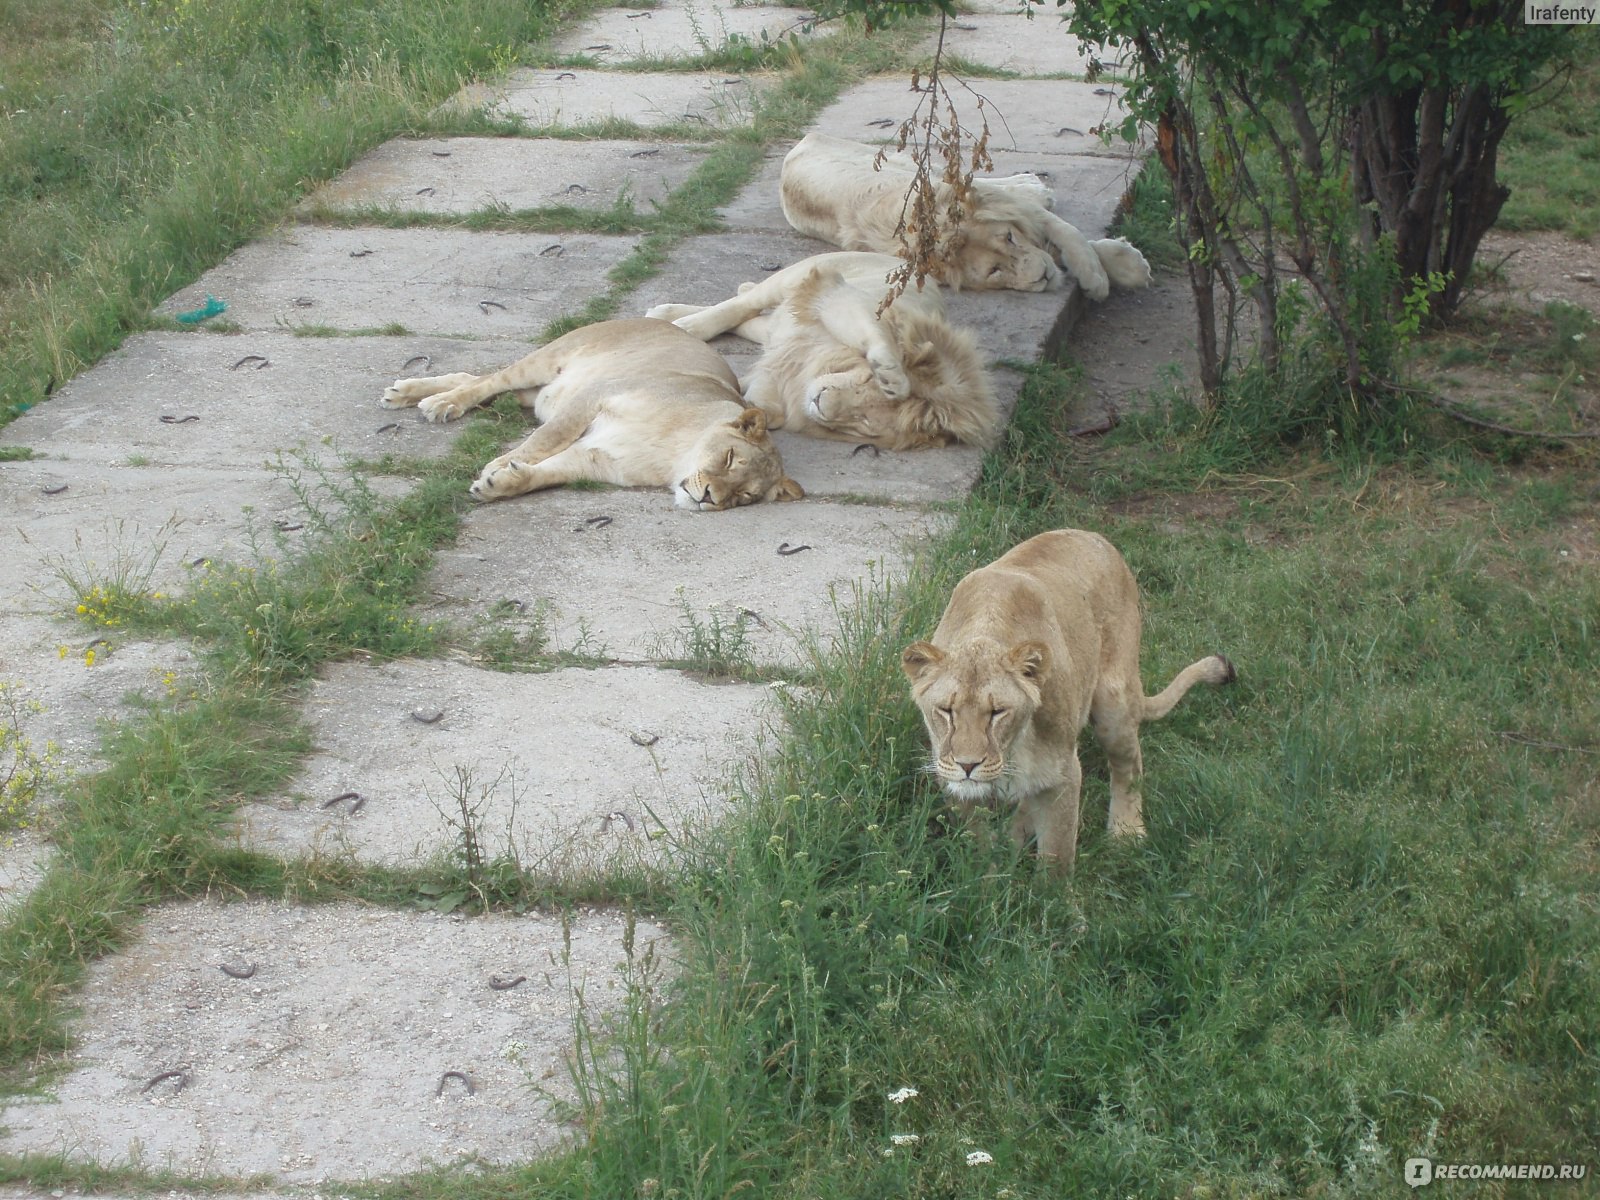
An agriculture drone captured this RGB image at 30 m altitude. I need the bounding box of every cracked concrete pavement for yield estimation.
[0,2,1151,1192]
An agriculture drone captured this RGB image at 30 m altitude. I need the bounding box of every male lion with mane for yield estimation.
[381,318,804,510]
[647,251,999,450]
[780,132,1152,300]
[902,529,1234,875]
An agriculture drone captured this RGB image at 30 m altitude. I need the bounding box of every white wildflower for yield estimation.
[500,1037,528,1064]
[890,1133,921,1146]
[966,1150,994,1167]
[887,1086,919,1104]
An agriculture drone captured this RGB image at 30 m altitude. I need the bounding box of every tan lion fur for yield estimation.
[902,529,1234,875]
[779,132,1152,300]
[646,251,999,450]
[381,318,803,510]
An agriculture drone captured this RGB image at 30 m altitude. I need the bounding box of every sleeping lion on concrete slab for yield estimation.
[381,318,804,509]
[780,132,1152,300]
[902,529,1234,876]
[646,251,999,450]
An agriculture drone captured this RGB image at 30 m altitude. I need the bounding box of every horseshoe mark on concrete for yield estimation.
[436,1070,477,1097]
[321,791,366,814]
[141,1069,190,1095]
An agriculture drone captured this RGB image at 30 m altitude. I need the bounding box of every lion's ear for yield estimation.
[769,476,805,502]
[733,407,769,436]
[1006,641,1048,681]
[901,641,945,681]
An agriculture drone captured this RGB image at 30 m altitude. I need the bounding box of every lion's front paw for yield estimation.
[868,350,911,402]
[418,393,469,423]
[1108,812,1147,838]
[1077,263,1111,303]
[381,379,424,408]
[468,459,529,502]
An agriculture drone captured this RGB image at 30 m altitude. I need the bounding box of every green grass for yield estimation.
[1406,299,1599,438]
[1499,47,1600,238]
[0,0,596,421]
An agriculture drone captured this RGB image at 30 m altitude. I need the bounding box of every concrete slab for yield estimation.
[767,429,987,502]
[0,898,668,1185]
[553,4,816,64]
[628,230,838,314]
[463,68,769,130]
[921,11,1101,77]
[0,463,408,614]
[806,76,1146,156]
[711,148,791,231]
[157,228,640,338]
[302,137,711,217]
[421,490,944,665]
[939,271,1096,363]
[237,660,768,875]
[0,333,535,471]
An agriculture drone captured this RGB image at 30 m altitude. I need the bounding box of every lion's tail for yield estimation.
[1142,654,1235,721]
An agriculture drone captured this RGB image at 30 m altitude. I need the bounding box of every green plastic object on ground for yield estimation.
[175,294,227,324]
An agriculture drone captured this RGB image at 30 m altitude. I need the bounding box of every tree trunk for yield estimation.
[1437,85,1513,314]
[1352,65,1520,318]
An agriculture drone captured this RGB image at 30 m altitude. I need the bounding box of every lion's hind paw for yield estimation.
[645,303,705,323]
[468,460,529,502]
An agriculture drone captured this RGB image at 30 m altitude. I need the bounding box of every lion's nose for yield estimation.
[679,479,708,505]
[956,759,982,778]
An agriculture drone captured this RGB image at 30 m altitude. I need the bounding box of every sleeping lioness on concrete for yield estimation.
[902,529,1234,875]
[647,251,999,450]
[780,132,1152,300]
[381,318,804,509]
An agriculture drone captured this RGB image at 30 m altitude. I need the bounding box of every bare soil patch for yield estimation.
[1475,230,1600,313]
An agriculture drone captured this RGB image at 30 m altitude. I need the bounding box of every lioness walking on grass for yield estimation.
[902,529,1234,875]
